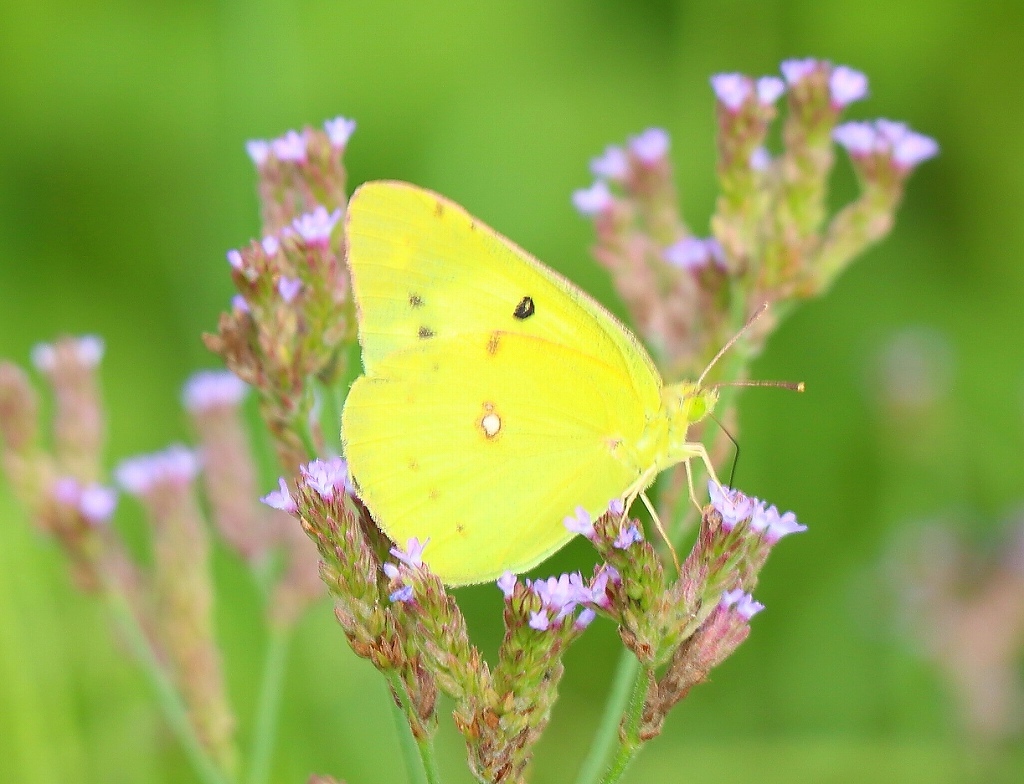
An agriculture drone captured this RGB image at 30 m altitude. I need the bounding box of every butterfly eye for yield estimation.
[513,296,535,320]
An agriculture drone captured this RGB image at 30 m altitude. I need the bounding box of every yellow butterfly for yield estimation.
[341,181,718,586]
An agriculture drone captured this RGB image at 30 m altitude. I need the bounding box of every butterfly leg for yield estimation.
[689,441,722,491]
[640,491,680,573]
[684,458,702,515]
[679,441,727,520]
[620,467,659,526]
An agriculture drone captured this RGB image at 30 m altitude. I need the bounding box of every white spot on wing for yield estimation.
[482,412,501,438]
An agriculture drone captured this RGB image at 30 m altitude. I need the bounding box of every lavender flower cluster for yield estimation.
[276,440,804,784]
[0,332,332,780]
[572,57,936,380]
[206,117,358,473]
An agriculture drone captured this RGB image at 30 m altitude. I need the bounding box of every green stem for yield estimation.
[574,650,639,784]
[246,625,292,784]
[384,671,440,784]
[296,416,319,460]
[312,379,345,456]
[598,664,654,784]
[105,589,233,784]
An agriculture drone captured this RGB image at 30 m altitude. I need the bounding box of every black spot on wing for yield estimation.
[513,296,535,320]
[434,201,445,217]
[418,326,435,339]
[409,293,424,308]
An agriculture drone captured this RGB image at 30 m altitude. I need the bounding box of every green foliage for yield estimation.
[1,1,1023,782]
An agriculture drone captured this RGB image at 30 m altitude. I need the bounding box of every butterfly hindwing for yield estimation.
[342,331,646,585]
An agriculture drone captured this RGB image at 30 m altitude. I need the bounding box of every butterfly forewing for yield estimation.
[345,181,662,413]
[342,332,646,585]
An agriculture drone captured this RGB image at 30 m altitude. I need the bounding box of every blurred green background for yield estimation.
[2,1,1023,782]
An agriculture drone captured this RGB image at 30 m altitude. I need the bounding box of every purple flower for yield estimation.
[707,480,755,530]
[760,504,807,544]
[664,237,710,270]
[79,484,118,524]
[182,370,247,413]
[226,249,243,269]
[261,477,297,514]
[720,589,764,619]
[665,237,724,271]
[736,594,765,619]
[323,116,357,149]
[563,505,595,538]
[31,336,104,372]
[756,76,786,105]
[589,564,622,608]
[705,238,726,267]
[231,294,250,313]
[493,573,516,597]
[720,588,746,608]
[497,571,517,598]
[590,145,629,181]
[390,585,415,603]
[613,523,643,550]
[833,119,938,170]
[301,456,352,500]
[875,120,940,167]
[292,206,342,247]
[575,608,596,630]
[892,131,939,169]
[277,277,302,303]
[532,573,573,609]
[30,343,57,372]
[529,610,551,631]
[749,146,772,171]
[711,73,751,111]
[532,572,589,620]
[780,57,819,85]
[572,181,613,216]
[829,65,868,107]
[748,501,770,534]
[875,119,909,144]
[608,497,625,516]
[246,140,270,166]
[833,122,877,156]
[261,235,280,257]
[76,336,105,367]
[382,562,400,580]
[569,571,592,598]
[116,445,200,496]
[628,128,670,165]
[391,537,428,568]
[51,478,118,523]
[271,130,307,163]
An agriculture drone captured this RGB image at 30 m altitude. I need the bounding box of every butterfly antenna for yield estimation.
[708,379,806,392]
[707,412,740,487]
[697,302,770,387]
